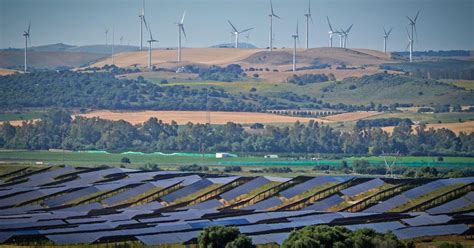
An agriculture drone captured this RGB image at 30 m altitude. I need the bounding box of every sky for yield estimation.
[1,0,473,51]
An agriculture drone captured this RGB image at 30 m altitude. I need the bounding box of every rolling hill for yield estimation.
[0,43,140,70]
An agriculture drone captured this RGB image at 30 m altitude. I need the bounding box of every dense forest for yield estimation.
[1,110,472,156]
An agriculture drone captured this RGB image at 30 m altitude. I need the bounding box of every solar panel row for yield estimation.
[220,177,270,201]
[341,178,384,197]
[280,176,352,199]
[303,194,344,211]
[161,179,213,203]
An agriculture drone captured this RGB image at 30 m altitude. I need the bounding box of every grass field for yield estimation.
[0,110,44,121]
[442,79,474,90]
[1,150,472,170]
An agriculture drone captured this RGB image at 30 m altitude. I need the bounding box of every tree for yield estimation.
[282,225,410,248]
[121,157,131,163]
[198,226,253,248]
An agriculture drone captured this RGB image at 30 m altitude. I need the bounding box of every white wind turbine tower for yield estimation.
[326,17,338,48]
[303,0,313,49]
[22,21,31,73]
[227,20,254,49]
[138,0,145,51]
[268,0,281,51]
[406,27,413,63]
[291,21,300,72]
[111,27,115,65]
[175,10,187,62]
[105,28,109,45]
[144,17,158,70]
[383,27,392,53]
[406,10,420,63]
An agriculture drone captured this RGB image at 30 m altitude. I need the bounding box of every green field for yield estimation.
[0,110,44,121]
[0,150,472,169]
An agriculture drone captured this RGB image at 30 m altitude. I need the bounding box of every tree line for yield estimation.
[1,110,472,156]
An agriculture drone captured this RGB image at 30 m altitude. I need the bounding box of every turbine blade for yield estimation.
[27,21,31,34]
[143,16,149,31]
[405,42,410,51]
[388,27,393,36]
[346,24,353,33]
[296,21,299,37]
[181,25,188,41]
[274,13,281,19]
[383,28,387,36]
[309,14,314,24]
[327,16,333,31]
[227,20,238,33]
[308,0,311,15]
[270,0,274,15]
[181,10,186,24]
[414,25,419,42]
[239,27,254,33]
[414,10,420,22]
[405,27,411,39]
[406,16,414,24]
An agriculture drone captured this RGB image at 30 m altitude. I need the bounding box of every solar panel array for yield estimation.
[341,178,384,197]
[0,169,472,246]
[427,191,474,214]
[364,178,474,213]
[303,194,344,211]
[161,179,213,203]
[220,176,271,201]
[280,176,352,199]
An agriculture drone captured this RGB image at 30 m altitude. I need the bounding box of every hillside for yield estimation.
[0,50,106,70]
[314,73,474,105]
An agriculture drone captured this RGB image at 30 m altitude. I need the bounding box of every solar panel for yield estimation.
[47,232,104,245]
[238,224,273,234]
[251,232,289,245]
[57,202,103,212]
[208,176,239,184]
[102,183,156,206]
[427,197,470,214]
[220,177,270,202]
[0,187,70,208]
[0,220,65,230]
[122,201,163,211]
[341,178,384,197]
[45,186,100,207]
[303,195,344,211]
[402,214,451,226]
[136,231,199,245]
[182,199,222,210]
[363,194,409,213]
[161,179,213,203]
[243,196,283,210]
[393,224,469,240]
[345,221,405,233]
[280,176,352,199]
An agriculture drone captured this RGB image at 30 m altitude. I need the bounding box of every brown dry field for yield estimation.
[91,47,394,81]
[76,110,328,125]
[321,111,383,122]
[0,68,17,75]
[382,121,474,134]
[92,48,266,68]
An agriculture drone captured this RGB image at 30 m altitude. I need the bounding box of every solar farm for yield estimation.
[0,166,474,246]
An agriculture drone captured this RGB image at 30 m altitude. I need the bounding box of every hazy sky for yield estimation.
[1,0,473,51]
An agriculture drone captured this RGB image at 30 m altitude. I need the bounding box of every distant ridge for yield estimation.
[210,42,257,49]
[2,43,140,55]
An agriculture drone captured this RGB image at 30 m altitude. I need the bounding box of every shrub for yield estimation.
[121,157,131,163]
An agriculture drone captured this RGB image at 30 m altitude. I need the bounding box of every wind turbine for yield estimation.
[228,20,254,49]
[291,21,300,72]
[407,10,420,62]
[139,0,145,51]
[120,36,124,45]
[105,28,109,45]
[341,24,353,48]
[144,17,158,70]
[175,10,187,62]
[383,27,392,53]
[111,27,115,65]
[326,17,338,48]
[303,0,313,49]
[23,21,31,73]
[406,27,413,63]
[268,0,280,51]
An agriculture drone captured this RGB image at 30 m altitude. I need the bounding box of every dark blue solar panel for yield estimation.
[393,224,469,240]
[345,221,405,233]
[280,176,352,199]
[45,187,100,207]
[303,194,344,211]
[161,179,213,203]
[183,199,222,210]
[220,177,270,201]
[341,178,384,197]
[403,214,451,226]
[102,183,156,206]
[243,197,282,210]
